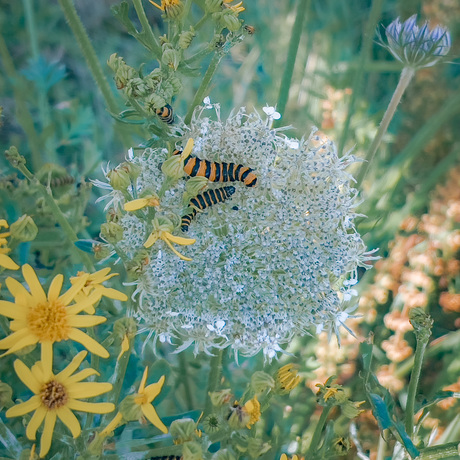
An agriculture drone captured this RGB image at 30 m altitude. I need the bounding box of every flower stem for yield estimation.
[57,0,120,115]
[405,332,430,437]
[203,349,224,416]
[178,352,194,410]
[184,52,223,125]
[338,0,384,154]
[275,0,310,124]
[357,66,415,187]
[132,0,162,58]
[416,443,460,459]
[376,432,386,460]
[305,405,332,456]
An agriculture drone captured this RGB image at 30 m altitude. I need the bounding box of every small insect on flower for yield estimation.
[244,25,255,35]
[156,103,175,124]
[181,186,236,232]
[173,149,257,187]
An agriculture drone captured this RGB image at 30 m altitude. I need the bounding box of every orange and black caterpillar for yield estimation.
[181,186,236,232]
[173,150,257,187]
[156,104,175,124]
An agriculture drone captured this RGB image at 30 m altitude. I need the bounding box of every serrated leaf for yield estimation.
[21,56,66,91]
[111,1,137,35]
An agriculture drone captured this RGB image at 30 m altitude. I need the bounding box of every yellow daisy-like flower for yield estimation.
[276,364,301,392]
[243,395,261,428]
[70,267,128,314]
[0,264,109,359]
[100,367,167,437]
[144,217,196,261]
[0,219,19,270]
[224,0,245,13]
[6,350,114,458]
[124,195,160,212]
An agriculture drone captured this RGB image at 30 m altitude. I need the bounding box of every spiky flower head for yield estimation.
[378,15,451,68]
[97,103,372,360]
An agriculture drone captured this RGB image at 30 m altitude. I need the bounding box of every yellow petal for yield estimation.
[40,342,53,380]
[56,351,88,381]
[144,375,166,403]
[162,238,192,261]
[0,219,8,228]
[124,198,149,211]
[57,406,81,438]
[0,332,38,356]
[98,287,128,301]
[39,412,57,458]
[0,300,26,319]
[22,265,46,304]
[180,138,194,161]
[68,315,107,328]
[138,367,149,393]
[65,291,101,315]
[164,232,196,245]
[141,403,168,433]
[67,400,115,414]
[65,368,99,385]
[59,274,88,306]
[0,254,19,270]
[25,405,46,440]
[144,232,159,248]
[47,274,64,302]
[6,396,41,418]
[117,334,130,362]
[149,0,165,10]
[67,382,113,399]
[67,329,110,358]
[99,412,123,437]
[5,277,33,303]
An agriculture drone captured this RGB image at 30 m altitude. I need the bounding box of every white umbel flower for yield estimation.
[98,104,372,359]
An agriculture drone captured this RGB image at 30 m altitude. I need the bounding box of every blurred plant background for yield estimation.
[0,0,460,458]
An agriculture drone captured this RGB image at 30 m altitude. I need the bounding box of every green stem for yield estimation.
[15,162,95,271]
[132,0,162,58]
[184,52,223,125]
[0,35,42,171]
[203,349,224,416]
[376,432,386,460]
[178,352,194,410]
[305,405,332,456]
[57,0,120,115]
[357,66,415,187]
[338,0,384,154]
[275,0,310,123]
[194,13,209,31]
[417,442,460,459]
[23,0,39,58]
[405,335,430,437]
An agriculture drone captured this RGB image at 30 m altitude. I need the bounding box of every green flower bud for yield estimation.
[170,75,183,94]
[125,249,151,277]
[10,215,38,242]
[409,307,433,342]
[231,432,248,453]
[211,449,237,460]
[145,93,167,115]
[0,382,13,410]
[179,28,196,49]
[169,418,197,444]
[119,394,143,421]
[162,155,186,180]
[93,243,112,261]
[107,168,131,191]
[107,53,123,72]
[203,414,223,434]
[209,389,233,407]
[183,441,202,460]
[251,371,275,393]
[162,49,181,70]
[341,400,365,419]
[219,11,242,32]
[183,177,208,204]
[5,146,26,168]
[247,438,271,459]
[205,0,223,13]
[163,2,184,19]
[100,222,124,244]
[125,77,147,97]
[161,80,175,100]
[333,437,351,455]
[119,161,142,181]
[113,317,138,341]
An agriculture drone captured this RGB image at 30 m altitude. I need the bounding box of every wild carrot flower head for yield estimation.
[378,15,451,68]
[6,351,114,458]
[97,103,372,359]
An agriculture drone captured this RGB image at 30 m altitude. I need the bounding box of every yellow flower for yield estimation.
[315,380,344,402]
[149,0,184,18]
[6,350,114,458]
[124,195,160,212]
[0,219,19,270]
[224,0,245,13]
[144,217,196,261]
[0,264,109,359]
[243,395,261,428]
[280,454,303,460]
[276,364,301,392]
[100,367,167,437]
[70,267,128,314]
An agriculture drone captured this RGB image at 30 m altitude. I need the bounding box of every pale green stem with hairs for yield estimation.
[275,0,310,124]
[185,52,223,125]
[357,66,415,186]
[305,405,332,456]
[57,0,120,115]
[416,443,460,459]
[338,0,384,154]
[12,159,95,272]
[203,349,224,416]
[132,0,162,58]
[376,434,386,460]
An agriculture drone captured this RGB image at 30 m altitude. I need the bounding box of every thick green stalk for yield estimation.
[338,0,384,154]
[405,334,430,437]
[178,352,194,410]
[57,0,120,115]
[132,0,162,58]
[14,162,95,271]
[305,405,332,456]
[357,66,415,186]
[185,53,223,125]
[203,349,224,416]
[417,443,460,459]
[275,0,309,123]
